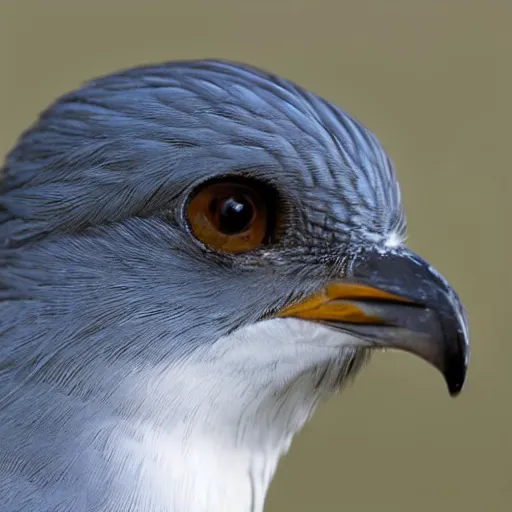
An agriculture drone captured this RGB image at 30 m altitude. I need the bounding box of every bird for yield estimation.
[0,59,469,512]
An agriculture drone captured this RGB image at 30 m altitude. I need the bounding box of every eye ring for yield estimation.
[186,178,273,253]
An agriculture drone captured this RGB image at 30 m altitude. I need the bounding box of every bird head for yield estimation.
[0,60,469,512]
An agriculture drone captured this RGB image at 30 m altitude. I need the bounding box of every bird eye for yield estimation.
[186,179,271,253]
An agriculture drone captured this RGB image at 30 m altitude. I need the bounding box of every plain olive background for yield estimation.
[0,1,509,511]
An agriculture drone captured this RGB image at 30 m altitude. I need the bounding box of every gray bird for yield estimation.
[0,60,469,512]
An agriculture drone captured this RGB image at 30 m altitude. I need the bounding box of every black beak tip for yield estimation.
[445,365,466,397]
[444,333,470,398]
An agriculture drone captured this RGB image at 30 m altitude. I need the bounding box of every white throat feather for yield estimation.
[107,318,369,512]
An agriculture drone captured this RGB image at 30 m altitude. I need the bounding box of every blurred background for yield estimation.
[1,1,509,510]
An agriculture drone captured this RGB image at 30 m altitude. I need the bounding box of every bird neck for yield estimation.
[127,422,281,512]
[109,320,361,512]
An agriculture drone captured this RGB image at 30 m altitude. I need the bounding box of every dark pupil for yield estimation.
[215,196,254,234]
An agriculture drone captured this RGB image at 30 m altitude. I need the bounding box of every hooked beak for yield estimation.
[278,248,470,396]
